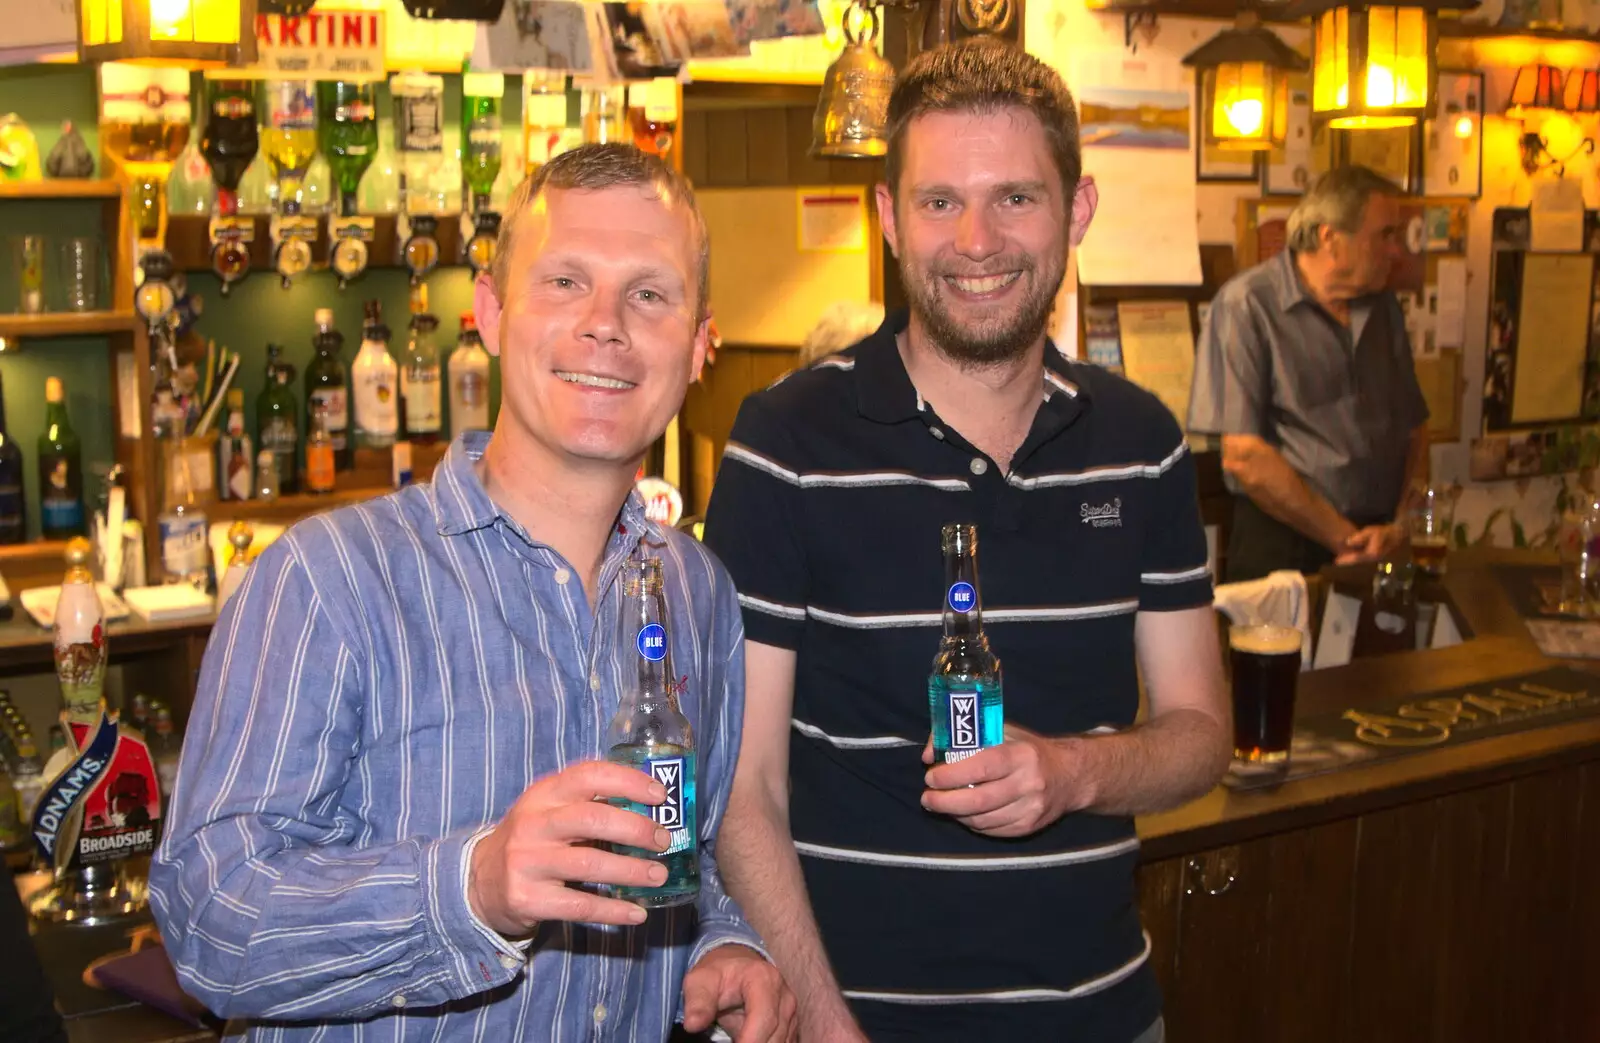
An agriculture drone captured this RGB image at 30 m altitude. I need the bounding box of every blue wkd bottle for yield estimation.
[606,557,699,907]
[929,523,1004,764]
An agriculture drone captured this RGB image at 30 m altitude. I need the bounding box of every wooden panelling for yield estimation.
[703,110,751,187]
[1134,856,1182,1004]
[1499,768,1586,1039]
[745,111,790,186]
[681,108,710,188]
[1426,783,1514,1043]
[1254,818,1358,1041]
[785,105,833,185]
[1571,763,1600,1039]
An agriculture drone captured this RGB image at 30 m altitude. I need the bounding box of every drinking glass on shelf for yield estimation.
[1408,483,1457,576]
[54,237,102,312]
[10,234,44,314]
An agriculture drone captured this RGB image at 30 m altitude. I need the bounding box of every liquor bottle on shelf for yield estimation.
[218,388,253,502]
[523,71,575,175]
[628,78,679,159]
[38,377,84,540]
[358,119,401,216]
[928,523,1004,765]
[0,370,25,545]
[606,556,699,908]
[583,87,627,145]
[305,411,336,495]
[159,435,210,589]
[98,63,191,250]
[167,137,215,216]
[352,300,399,450]
[402,284,442,447]
[391,70,445,215]
[200,77,260,293]
[463,73,505,215]
[307,309,351,471]
[260,79,319,215]
[320,82,378,217]
[320,81,380,286]
[148,703,180,805]
[255,449,280,501]
[450,312,492,438]
[261,79,319,286]
[257,345,300,496]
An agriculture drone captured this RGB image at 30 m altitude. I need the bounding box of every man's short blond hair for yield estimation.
[490,144,710,321]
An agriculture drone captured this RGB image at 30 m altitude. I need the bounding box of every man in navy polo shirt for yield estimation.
[703,40,1231,1043]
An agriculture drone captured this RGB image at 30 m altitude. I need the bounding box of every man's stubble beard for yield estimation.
[899,251,1067,369]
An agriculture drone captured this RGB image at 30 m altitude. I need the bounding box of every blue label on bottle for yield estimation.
[41,497,83,532]
[948,582,976,613]
[637,623,667,662]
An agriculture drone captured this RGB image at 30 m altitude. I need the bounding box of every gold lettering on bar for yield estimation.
[1343,678,1595,747]
[1342,710,1451,747]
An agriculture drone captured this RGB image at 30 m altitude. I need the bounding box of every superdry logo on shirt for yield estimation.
[1081,498,1122,527]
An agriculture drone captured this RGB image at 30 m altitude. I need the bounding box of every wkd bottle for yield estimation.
[929,523,1004,763]
[606,557,699,908]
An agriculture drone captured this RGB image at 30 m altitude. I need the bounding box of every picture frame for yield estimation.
[1423,69,1485,199]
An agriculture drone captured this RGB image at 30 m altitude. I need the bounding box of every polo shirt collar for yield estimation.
[855,308,1090,424]
[1273,249,1316,312]
[431,431,654,547]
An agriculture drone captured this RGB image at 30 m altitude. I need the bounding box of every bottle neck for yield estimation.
[618,578,674,707]
[941,545,984,640]
[44,402,69,433]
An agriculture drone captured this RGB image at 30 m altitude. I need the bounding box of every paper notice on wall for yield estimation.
[1435,257,1468,349]
[1117,300,1195,425]
[1076,148,1203,285]
[1531,178,1586,252]
[798,189,866,252]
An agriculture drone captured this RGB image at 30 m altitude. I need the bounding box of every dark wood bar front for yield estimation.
[1138,550,1600,1042]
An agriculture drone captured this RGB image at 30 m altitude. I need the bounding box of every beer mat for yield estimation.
[1524,619,1600,658]
[1493,564,1582,620]
[86,942,215,1028]
[1222,665,1600,791]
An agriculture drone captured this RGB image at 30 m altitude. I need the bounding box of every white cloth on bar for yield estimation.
[1213,570,1312,671]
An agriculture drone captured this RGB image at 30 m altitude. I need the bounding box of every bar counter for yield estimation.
[22,551,1600,1042]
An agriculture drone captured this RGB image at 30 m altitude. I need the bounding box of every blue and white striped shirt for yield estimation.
[150,431,763,1042]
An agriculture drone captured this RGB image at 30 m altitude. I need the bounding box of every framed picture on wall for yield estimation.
[1262,73,1314,196]
[1423,70,1485,198]
[1337,124,1421,194]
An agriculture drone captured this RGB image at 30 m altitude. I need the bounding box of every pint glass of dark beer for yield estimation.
[1228,624,1301,774]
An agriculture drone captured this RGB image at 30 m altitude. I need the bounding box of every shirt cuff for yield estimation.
[421,827,531,992]
[689,926,773,970]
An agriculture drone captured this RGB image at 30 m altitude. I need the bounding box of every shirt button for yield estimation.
[391,995,407,1008]
[930,426,945,440]
[590,672,601,691]
[593,1003,608,1024]
[970,457,989,475]
[498,953,521,971]
[554,568,571,585]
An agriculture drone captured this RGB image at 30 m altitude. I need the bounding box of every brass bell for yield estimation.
[812,2,895,159]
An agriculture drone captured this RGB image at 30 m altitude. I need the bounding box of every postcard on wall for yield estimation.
[725,0,825,45]
[1084,304,1123,370]
[1117,300,1196,426]
[1511,253,1594,424]
[1423,70,1484,198]
[602,2,683,78]
[646,2,745,60]
[1531,178,1586,253]
[475,0,596,72]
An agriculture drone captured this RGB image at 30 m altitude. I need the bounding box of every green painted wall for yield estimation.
[1,63,516,538]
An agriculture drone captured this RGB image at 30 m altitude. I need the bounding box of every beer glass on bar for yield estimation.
[1409,484,1455,577]
[1228,624,1302,778]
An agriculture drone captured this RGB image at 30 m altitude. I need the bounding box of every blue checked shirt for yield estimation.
[149,431,764,1042]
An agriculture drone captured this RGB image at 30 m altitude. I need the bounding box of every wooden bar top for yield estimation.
[1138,547,1598,861]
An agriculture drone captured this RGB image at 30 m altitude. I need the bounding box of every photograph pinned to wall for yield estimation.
[1262,73,1314,196]
[1424,70,1484,198]
[1084,304,1124,370]
[1339,124,1418,193]
[646,2,745,60]
[1492,207,1532,251]
[603,2,683,78]
[1079,86,1191,150]
[725,0,825,45]
[1483,251,1520,430]
[1424,203,1468,253]
[476,0,596,72]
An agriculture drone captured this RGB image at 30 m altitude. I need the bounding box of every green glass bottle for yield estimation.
[37,377,84,539]
[305,308,351,470]
[256,345,300,496]
[461,73,504,214]
[318,81,378,218]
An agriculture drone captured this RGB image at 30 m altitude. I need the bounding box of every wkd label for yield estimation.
[647,756,693,853]
[947,691,980,761]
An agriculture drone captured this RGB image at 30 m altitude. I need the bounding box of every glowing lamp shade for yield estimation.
[1507,64,1565,116]
[78,0,256,66]
[1183,23,1307,151]
[1562,68,1599,114]
[1292,0,1464,128]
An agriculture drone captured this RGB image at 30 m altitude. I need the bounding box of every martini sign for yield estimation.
[254,9,386,78]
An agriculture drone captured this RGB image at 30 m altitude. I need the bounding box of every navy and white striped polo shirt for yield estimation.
[704,310,1212,1043]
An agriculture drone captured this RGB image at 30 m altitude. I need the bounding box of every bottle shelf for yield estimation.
[199,443,449,527]
[0,179,123,201]
[165,214,467,276]
[0,311,139,339]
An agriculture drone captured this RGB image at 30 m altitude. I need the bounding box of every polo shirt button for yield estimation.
[930,427,945,440]
[593,1003,608,1024]
[970,457,988,475]
[391,994,407,1008]
[590,672,601,691]
[554,568,571,585]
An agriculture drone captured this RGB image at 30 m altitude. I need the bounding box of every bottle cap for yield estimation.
[45,376,63,403]
[315,307,333,327]
[227,388,243,407]
[460,312,476,332]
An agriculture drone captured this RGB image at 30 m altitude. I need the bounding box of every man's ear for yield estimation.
[876,181,900,259]
[474,274,503,358]
[1068,175,1097,248]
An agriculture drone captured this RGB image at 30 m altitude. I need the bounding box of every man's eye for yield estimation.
[552,277,575,289]
[926,199,950,212]
[1007,194,1031,206]
[638,289,661,302]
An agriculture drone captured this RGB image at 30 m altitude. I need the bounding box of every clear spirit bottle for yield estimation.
[928,523,1004,764]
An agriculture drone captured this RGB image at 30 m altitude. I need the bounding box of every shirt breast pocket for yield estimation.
[1275,348,1350,413]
